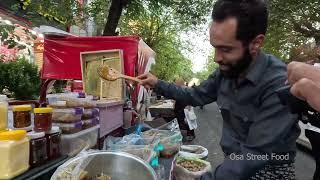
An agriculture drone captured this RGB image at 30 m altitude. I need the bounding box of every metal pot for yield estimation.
[52,151,157,180]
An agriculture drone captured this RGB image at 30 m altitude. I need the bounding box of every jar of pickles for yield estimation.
[34,108,53,132]
[13,105,32,128]
[45,126,61,160]
[27,131,48,167]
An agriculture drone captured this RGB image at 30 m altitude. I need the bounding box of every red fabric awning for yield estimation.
[41,35,140,80]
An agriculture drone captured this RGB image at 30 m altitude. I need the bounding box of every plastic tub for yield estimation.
[82,108,99,120]
[82,117,99,129]
[52,108,83,122]
[0,130,29,179]
[53,121,83,134]
[60,125,99,156]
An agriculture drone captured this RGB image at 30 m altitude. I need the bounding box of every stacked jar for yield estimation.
[30,107,61,165]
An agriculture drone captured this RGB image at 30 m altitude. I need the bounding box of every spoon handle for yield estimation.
[121,74,142,83]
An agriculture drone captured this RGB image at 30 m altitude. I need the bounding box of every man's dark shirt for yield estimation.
[155,52,300,180]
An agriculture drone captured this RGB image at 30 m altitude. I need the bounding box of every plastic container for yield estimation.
[13,105,32,128]
[0,130,29,179]
[82,108,99,120]
[45,126,61,160]
[27,131,48,167]
[34,107,53,132]
[82,117,99,129]
[53,121,83,134]
[60,125,99,156]
[52,107,83,122]
[61,96,96,108]
[0,95,8,130]
[49,100,67,108]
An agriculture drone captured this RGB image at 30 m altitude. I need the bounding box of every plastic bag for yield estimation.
[51,150,99,180]
[104,134,146,150]
[172,156,212,180]
[103,134,160,165]
[142,119,183,158]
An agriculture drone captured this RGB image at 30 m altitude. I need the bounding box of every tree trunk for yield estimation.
[315,36,320,46]
[103,0,129,36]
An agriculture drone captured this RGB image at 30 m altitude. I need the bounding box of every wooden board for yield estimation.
[80,50,124,100]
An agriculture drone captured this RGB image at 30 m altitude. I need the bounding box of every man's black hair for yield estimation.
[212,0,269,45]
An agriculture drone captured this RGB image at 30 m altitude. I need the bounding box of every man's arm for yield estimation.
[290,78,320,112]
[214,77,298,180]
[154,71,221,106]
[288,61,320,85]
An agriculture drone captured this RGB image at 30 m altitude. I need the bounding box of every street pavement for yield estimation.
[188,103,315,180]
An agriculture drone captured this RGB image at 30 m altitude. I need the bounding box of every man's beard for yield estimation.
[219,48,253,78]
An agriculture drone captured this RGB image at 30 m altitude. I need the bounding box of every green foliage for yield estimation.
[0,58,40,100]
[195,51,218,82]
[265,0,320,61]
[119,2,195,82]
[20,0,84,27]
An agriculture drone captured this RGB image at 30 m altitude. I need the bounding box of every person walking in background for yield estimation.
[174,78,195,141]
[192,83,205,110]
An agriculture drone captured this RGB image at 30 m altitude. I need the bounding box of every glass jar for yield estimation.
[34,108,53,132]
[27,131,48,167]
[13,105,32,128]
[45,126,61,160]
[0,95,8,130]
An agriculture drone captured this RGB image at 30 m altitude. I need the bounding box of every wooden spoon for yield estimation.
[97,65,142,83]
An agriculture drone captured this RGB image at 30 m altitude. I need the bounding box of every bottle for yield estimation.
[0,95,8,130]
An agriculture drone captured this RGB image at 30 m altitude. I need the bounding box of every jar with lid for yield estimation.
[13,105,32,128]
[45,126,61,160]
[0,95,8,130]
[0,130,29,179]
[27,131,48,167]
[34,108,52,132]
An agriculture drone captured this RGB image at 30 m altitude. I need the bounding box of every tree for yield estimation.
[18,0,212,35]
[265,0,320,61]
[119,4,194,82]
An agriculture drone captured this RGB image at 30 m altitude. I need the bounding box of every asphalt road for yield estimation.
[188,102,315,180]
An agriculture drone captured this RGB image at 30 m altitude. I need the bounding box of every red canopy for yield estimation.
[41,35,139,79]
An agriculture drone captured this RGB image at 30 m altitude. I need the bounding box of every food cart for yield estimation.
[10,35,157,179]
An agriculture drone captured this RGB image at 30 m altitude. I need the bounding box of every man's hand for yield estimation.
[288,61,320,85]
[287,61,320,112]
[137,73,158,89]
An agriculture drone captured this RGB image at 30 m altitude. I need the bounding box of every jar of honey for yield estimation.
[13,105,32,128]
[34,108,53,132]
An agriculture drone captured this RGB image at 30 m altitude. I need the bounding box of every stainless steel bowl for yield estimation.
[53,151,157,180]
